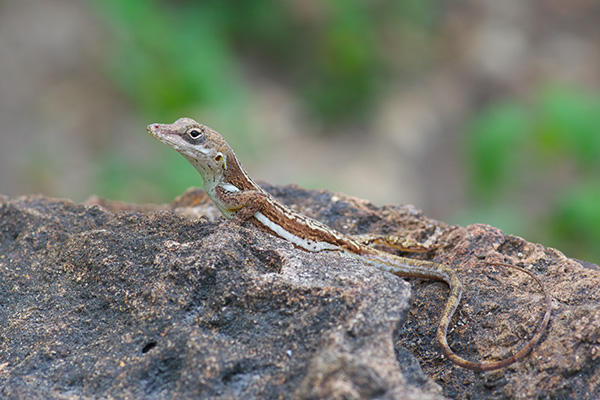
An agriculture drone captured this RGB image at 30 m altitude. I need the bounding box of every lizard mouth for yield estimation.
[147,124,180,148]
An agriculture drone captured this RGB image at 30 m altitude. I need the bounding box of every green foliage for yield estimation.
[534,87,600,168]
[467,102,530,201]
[466,86,600,263]
[87,0,247,120]
[219,0,439,123]
[93,149,201,202]
[89,0,438,124]
[550,184,600,260]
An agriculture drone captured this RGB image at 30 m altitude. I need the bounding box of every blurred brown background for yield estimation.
[1,0,599,262]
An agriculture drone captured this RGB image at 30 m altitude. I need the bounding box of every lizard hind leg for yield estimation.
[352,233,442,253]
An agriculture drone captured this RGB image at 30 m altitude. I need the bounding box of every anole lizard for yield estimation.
[147,118,551,372]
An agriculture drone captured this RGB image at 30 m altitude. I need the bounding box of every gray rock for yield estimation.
[2,184,599,399]
[0,189,442,399]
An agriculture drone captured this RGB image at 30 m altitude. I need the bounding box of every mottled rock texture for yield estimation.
[1,184,598,399]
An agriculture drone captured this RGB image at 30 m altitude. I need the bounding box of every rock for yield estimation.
[0,185,599,399]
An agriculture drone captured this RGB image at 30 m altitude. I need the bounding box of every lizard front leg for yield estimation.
[215,186,269,225]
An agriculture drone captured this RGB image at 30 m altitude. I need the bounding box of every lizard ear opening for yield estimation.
[215,153,224,163]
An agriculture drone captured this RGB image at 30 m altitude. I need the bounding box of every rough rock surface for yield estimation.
[1,184,599,399]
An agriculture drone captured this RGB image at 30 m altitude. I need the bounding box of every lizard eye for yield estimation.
[187,128,203,139]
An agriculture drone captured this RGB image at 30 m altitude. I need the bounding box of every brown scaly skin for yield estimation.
[147,118,551,372]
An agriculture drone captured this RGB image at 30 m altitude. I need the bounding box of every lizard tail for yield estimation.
[436,261,551,372]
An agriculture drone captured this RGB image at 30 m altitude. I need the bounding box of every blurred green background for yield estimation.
[1,0,599,264]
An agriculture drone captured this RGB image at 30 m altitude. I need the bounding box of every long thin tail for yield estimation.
[356,250,551,371]
[439,262,551,372]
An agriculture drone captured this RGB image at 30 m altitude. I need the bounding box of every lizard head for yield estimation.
[147,118,231,189]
